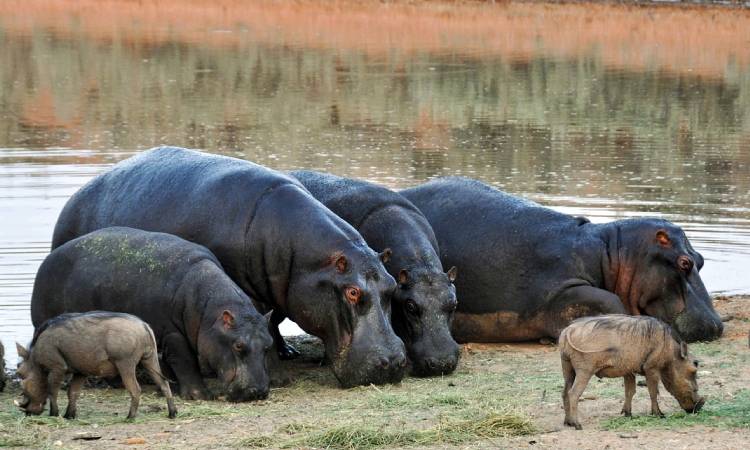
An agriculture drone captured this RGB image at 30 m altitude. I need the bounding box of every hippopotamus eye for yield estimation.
[405,299,419,315]
[345,286,361,304]
[677,255,694,274]
[233,342,245,353]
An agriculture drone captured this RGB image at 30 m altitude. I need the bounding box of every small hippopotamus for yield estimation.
[0,340,6,392]
[51,148,406,388]
[15,312,177,419]
[31,227,273,401]
[559,315,704,430]
[401,177,723,343]
[291,170,460,377]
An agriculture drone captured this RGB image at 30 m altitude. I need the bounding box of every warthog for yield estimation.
[15,312,177,419]
[559,315,704,430]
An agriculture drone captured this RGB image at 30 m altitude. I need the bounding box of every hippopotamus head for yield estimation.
[605,218,722,342]
[287,244,407,387]
[197,310,273,401]
[15,344,48,416]
[391,266,460,377]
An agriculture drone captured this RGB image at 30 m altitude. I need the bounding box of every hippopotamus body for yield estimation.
[51,147,406,387]
[401,177,723,343]
[291,170,459,376]
[32,227,273,401]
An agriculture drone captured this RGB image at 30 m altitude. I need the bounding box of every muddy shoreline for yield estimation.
[1,295,748,449]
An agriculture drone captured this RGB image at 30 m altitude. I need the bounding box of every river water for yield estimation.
[1,0,749,364]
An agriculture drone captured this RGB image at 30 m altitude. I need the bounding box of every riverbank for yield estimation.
[1,295,748,449]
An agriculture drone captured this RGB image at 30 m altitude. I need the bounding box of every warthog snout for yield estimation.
[686,396,706,414]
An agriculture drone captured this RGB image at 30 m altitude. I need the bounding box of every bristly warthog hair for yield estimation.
[30,311,135,350]
[569,314,676,344]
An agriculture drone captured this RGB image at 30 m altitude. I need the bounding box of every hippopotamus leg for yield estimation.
[162,332,212,400]
[543,286,626,339]
[270,310,300,360]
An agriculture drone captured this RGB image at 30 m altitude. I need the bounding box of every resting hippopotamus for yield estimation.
[51,147,406,387]
[32,227,272,401]
[291,170,460,376]
[401,177,723,343]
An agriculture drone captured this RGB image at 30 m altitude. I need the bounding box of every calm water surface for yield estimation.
[1,1,749,363]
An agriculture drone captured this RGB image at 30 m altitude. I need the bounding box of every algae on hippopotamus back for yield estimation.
[76,235,166,273]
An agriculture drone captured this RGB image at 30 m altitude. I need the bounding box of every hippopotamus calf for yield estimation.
[51,148,406,387]
[31,227,273,401]
[291,171,460,377]
[15,312,177,419]
[401,177,723,343]
[559,315,704,429]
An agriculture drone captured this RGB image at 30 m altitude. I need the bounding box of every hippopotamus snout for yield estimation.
[227,384,269,402]
[411,341,461,377]
[335,345,407,388]
[673,309,723,342]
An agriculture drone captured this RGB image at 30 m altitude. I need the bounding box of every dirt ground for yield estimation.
[1,295,748,449]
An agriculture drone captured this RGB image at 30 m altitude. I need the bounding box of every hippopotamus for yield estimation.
[291,170,459,376]
[0,340,6,392]
[31,227,273,401]
[51,147,406,387]
[401,177,723,343]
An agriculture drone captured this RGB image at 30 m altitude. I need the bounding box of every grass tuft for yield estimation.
[291,410,534,449]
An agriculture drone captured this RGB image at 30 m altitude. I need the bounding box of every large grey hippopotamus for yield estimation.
[51,147,407,387]
[32,227,273,401]
[291,170,460,377]
[401,177,723,343]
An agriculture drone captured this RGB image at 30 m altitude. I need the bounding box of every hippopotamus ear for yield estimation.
[679,341,689,359]
[222,310,236,329]
[16,343,29,360]
[398,269,409,286]
[379,248,392,264]
[447,266,458,283]
[656,230,672,247]
[335,255,348,273]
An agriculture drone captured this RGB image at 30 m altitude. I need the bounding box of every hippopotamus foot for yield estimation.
[277,343,300,360]
[544,285,627,338]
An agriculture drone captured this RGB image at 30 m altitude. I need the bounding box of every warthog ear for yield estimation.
[656,230,671,247]
[398,269,409,286]
[447,266,458,283]
[335,255,348,274]
[222,310,236,329]
[263,310,274,324]
[679,341,689,359]
[379,248,392,264]
[16,343,29,360]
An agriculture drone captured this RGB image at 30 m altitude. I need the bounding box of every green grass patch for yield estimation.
[603,389,750,430]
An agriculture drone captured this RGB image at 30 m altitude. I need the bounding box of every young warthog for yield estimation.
[559,315,704,429]
[15,312,177,419]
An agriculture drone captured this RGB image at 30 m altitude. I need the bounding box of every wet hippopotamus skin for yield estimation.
[291,170,460,377]
[32,227,273,401]
[51,147,407,387]
[401,177,723,343]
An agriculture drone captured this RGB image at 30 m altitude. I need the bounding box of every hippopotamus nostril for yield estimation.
[377,356,390,370]
[391,352,407,369]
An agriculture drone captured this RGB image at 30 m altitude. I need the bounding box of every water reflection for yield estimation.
[1,1,749,364]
